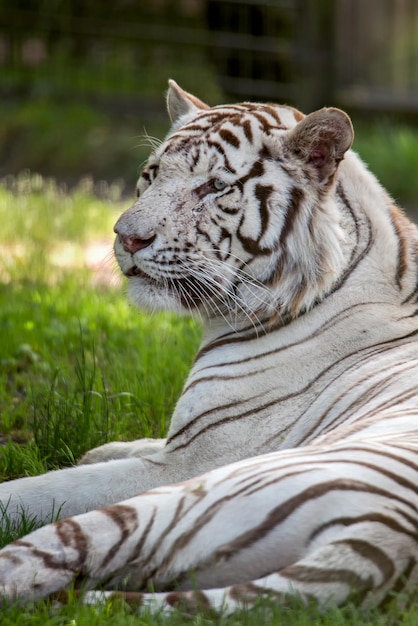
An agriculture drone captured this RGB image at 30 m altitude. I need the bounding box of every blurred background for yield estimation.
[0,0,418,210]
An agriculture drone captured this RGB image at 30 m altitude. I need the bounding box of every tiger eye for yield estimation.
[213,179,227,191]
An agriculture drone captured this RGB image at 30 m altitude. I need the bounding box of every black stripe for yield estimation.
[389,206,409,289]
[100,505,139,569]
[335,538,395,585]
[281,563,371,592]
[242,119,253,142]
[278,187,305,248]
[379,557,416,608]
[219,128,240,148]
[255,184,273,239]
[308,513,418,545]
[329,184,374,295]
[189,478,417,570]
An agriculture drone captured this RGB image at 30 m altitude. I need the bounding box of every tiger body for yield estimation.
[1,81,418,613]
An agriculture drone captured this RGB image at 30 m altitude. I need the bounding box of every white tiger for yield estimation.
[1,80,418,614]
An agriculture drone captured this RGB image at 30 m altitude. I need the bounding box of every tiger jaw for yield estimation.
[126,266,209,311]
[125,268,271,321]
[115,240,228,314]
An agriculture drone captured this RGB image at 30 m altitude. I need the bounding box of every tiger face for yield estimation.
[114,81,354,322]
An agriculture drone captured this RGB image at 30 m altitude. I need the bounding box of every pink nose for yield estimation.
[117,232,156,254]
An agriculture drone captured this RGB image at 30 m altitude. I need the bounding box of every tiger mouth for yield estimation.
[125,265,148,279]
[125,265,205,308]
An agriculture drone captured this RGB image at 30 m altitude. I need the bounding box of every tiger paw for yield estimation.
[78,438,166,464]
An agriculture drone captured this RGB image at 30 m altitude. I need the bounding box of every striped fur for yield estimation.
[1,81,418,613]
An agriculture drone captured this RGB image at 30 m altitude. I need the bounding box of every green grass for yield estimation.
[1,174,418,624]
[1,586,417,626]
[353,120,418,211]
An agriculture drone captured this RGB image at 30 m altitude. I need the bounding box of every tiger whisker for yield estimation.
[138,130,164,151]
[177,272,238,331]
[185,256,274,318]
[177,262,267,333]
[198,249,275,305]
[170,265,241,331]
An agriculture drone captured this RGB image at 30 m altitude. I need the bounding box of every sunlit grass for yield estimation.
[0,173,121,243]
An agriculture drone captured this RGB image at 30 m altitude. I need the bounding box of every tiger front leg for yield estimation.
[0,452,177,526]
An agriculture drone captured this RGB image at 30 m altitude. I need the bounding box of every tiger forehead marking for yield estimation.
[157,103,296,173]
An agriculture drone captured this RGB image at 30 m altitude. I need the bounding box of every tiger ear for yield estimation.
[286,108,354,184]
[166,80,210,126]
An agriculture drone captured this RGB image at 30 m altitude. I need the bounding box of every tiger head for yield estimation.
[114,80,354,324]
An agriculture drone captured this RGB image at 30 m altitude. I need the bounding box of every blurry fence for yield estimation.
[1,0,418,114]
[335,0,418,113]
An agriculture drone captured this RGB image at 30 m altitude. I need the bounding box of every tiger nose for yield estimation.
[115,229,156,254]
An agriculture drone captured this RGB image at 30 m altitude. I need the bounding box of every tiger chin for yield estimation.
[1,82,418,615]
